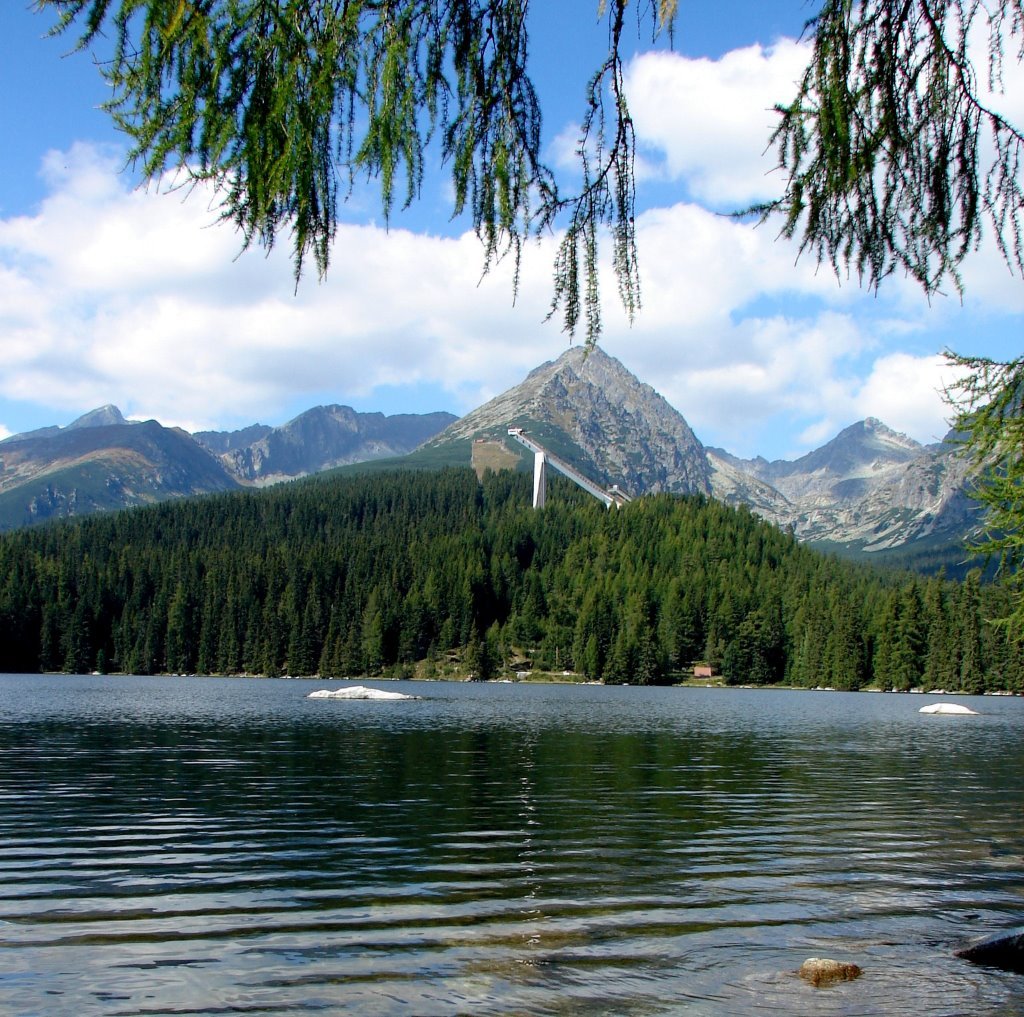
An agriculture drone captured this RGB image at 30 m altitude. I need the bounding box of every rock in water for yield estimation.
[799,958,863,986]
[955,929,1024,973]
[919,703,979,715]
[307,685,415,701]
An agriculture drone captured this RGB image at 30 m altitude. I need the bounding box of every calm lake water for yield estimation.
[1,675,1023,1016]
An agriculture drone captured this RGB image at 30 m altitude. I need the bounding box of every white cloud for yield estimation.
[852,353,961,444]
[624,40,810,205]
[0,140,1015,460]
[630,311,869,455]
[0,144,567,430]
[618,28,1024,326]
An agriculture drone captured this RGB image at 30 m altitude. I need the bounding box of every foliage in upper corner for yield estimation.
[39,0,677,342]
[946,351,1024,638]
[762,2,1024,634]
[759,0,1024,296]
[38,1,1024,337]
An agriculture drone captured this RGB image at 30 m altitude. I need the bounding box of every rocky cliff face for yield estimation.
[433,345,712,496]
[193,422,273,455]
[196,405,457,485]
[708,419,977,551]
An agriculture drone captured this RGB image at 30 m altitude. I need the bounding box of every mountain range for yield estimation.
[0,348,979,566]
[421,346,976,559]
[192,405,457,485]
[0,404,456,530]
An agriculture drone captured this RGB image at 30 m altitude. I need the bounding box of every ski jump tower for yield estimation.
[507,428,632,509]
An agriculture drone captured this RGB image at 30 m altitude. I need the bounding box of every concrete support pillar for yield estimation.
[533,451,547,509]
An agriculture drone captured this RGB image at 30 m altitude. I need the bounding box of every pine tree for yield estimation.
[957,572,984,694]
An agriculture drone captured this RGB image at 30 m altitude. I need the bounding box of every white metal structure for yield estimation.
[507,428,632,509]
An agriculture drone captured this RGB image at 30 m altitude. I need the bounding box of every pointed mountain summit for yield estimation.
[768,417,921,480]
[431,346,712,496]
[1,404,130,444]
[708,416,974,554]
[713,416,924,503]
[67,405,130,430]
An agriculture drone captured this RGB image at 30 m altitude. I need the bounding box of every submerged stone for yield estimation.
[955,928,1024,973]
[798,958,862,986]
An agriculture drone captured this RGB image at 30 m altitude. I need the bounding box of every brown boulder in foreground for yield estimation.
[799,957,863,986]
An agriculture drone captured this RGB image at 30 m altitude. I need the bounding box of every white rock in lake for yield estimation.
[919,702,978,715]
[307,685,416,701]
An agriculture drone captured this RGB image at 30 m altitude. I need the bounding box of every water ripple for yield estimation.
[2,676,1023,1015]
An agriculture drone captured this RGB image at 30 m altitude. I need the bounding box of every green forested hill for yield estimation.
[0,468,1019,691]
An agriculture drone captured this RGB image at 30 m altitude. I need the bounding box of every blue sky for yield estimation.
[1,1,1021,459]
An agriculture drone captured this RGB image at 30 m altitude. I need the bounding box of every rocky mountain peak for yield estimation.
[791,418,920,483]
[722,417,923,493]
[434,345,712,496]
[837,417,921,455]
[708,413,970,554]
[67,405,129,430]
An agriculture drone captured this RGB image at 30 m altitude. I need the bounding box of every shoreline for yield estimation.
[23,670,1022,696]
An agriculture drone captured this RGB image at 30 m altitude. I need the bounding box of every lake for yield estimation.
[1,675,1022,1015]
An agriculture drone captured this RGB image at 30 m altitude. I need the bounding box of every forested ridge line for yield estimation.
[0,468,1019,691]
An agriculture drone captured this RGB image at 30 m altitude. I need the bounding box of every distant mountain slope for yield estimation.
[0,355,983,567]
[195,405,458,485]
[708,418,979,554]
[428,345,712,496]
[0,402,458,531]
[705,450,797,522]
[193,422,273,454]
[0,404,131,445]
[715,418,923,501]
[0,416,239,531]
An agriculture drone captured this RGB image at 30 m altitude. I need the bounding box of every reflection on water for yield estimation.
[1,675,1023,1015]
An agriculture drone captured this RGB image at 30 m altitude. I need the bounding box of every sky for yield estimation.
[0,2,1021,460]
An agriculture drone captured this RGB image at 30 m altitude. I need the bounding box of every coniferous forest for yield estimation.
[0,468,1020,691]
